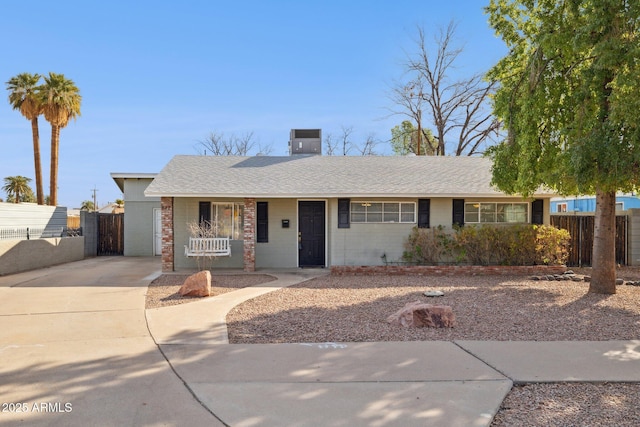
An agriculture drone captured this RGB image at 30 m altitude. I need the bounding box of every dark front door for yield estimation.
[298,201,325,267]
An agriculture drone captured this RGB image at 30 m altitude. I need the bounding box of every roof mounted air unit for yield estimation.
[289,129,322,155]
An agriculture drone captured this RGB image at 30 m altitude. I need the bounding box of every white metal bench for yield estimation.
[184,237,231,257]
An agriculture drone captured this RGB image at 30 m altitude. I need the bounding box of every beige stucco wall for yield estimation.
[122,178,161,256]
[430,197,549,228]
[170,196,551,270]
[173,198,244,270]
[330,198,415,266]
[331,197,551,266]
[627,209,640,266]
[255,199,299,269]
[0,237,84,275]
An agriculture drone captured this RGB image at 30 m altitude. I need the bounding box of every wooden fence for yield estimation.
[551,215,627,266]
[67,216,80,229]
[98,213,124,255]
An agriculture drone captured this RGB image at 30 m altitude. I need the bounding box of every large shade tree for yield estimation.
[39,73,81,206]
[486,0,640,294]
[6,73,45,205]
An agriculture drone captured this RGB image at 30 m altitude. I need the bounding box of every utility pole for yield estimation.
[91,186,98,212]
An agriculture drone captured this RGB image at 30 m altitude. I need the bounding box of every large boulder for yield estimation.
[387,300,456,328]
[179,270,211,297]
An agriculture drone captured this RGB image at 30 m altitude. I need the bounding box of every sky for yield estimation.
[0,0,507,209]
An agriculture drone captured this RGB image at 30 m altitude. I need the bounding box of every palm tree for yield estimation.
[6,73,45,205]
[80,200,95,211]
[3,176,33,204]
[39,72,81,206]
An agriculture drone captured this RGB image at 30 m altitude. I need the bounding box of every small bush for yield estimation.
[403,224,570,266]
[403,226,454,265]
[534,224,571,265]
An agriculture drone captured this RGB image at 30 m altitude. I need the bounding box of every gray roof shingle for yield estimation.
[144,155,551,198]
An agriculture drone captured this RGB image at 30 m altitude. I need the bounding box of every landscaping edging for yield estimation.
[331,265,566,276]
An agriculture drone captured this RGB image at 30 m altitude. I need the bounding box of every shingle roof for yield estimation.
[144,155,551,198]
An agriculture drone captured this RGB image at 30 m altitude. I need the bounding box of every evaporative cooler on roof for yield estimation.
[289,129,322,155]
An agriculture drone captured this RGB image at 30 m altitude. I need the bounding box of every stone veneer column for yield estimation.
[161,197,175,272]
[243,198,256,272]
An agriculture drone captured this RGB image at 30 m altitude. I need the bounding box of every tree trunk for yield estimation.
[49,125,60,206]
[589,189,617,294]
[31,117,44,205]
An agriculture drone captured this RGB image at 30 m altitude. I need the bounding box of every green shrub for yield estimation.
[402,226,454,265]
[403,224,570,266]
[534,224,571,265]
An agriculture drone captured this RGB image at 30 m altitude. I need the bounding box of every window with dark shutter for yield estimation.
[418,199,430,228]
[531,199,544,225]
[452,199,465,227]
[199,201,211,227]
[257,202,268,242]
[338,198,350,228]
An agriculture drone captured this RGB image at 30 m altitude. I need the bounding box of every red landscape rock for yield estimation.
[387,300,456,328]
[179,270,211,297]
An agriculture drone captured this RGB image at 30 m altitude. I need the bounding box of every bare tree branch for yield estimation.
[196,131,261,156]
[389,21,501,156]
[339,125,354,156]
[324,132,339,156]
[355,133,379,156]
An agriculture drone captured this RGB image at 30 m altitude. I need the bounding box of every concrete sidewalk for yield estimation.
[2,258,639,426]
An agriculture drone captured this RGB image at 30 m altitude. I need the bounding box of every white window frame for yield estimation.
[350,201,416,224]
[556,203,568,213]
[210,202,244,240]
[464,202,529,224]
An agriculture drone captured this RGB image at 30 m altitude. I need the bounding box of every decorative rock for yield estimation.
[423,290,445,297]
[387,301,455,328]
[179,270,211,297]
[529,276,541,281]
[616,278,624,286]
[564,270,574,275]
[583,275,591,282]
[571,276,583,282]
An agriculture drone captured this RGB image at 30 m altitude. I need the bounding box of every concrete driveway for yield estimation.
[0,257,221,427]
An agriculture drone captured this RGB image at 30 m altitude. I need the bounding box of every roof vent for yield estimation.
[289,129,322,155]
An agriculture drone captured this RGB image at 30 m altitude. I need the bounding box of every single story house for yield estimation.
[143,154,554,272]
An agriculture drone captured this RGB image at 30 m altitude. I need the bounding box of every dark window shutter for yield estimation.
[257,202,268,242]
[338,198,350,228]
[418,199,430,228]
[199,202,211,227]
[532,199,544,225]
[452,199,465,227]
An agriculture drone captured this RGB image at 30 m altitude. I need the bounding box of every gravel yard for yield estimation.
[145,273,276,309]
[226,273,640,343]
[146,267,640,426]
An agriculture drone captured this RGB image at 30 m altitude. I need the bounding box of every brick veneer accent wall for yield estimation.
[243,198,256,272]
[161,197,174,272]
[331,265,566,276]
